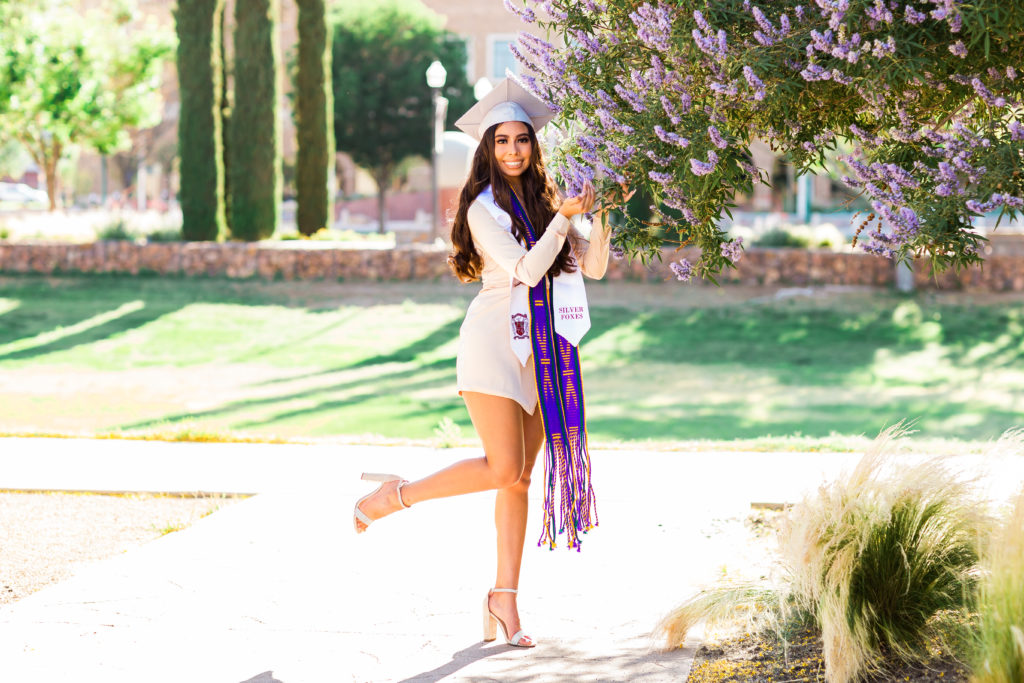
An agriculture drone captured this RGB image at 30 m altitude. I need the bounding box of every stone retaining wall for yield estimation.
[1,240,1022,291]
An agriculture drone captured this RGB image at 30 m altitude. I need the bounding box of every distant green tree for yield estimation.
[294,0,335,236]
[174,0,226,241]
[331,0,474,234]
[230,0,281,240]
[0,1,171,211]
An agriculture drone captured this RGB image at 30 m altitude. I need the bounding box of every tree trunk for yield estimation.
[43,143,61,212]
[374,166,391,235]
[45,161,58,211]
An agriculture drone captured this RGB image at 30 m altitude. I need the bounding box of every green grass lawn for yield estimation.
[1,274,1023,449]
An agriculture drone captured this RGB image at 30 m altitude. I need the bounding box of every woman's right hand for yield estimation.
[558,182,596,218]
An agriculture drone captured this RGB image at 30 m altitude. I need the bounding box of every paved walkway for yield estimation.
[1,438,1022,683]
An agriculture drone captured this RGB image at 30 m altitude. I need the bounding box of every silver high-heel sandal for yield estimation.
[353,473,409,533]
[482,588,535,648]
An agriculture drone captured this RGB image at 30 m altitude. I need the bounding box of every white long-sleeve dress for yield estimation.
[455,199,611,414]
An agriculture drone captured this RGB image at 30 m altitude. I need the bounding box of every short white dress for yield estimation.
[456,198,612,414]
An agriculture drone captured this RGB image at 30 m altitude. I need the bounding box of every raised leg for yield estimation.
[354,392,529,531]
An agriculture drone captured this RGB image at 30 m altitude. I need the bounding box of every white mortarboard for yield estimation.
[454,77,555,141]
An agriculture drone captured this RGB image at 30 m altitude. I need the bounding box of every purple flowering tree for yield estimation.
[505,0,1023,281]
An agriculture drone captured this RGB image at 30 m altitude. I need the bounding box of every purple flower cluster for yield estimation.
[614,83,648,113]
[646,149,675,166]
[669,259,694,282]
[1009,121,1024,142]
[538,0,568,22]
[690,151,719,176]
[594,108,635,136]
[708,125,728,149]
[742,65,767,100]
[966,194,1024,215]
[502,0,536,23]
[630,2,675,51]
[971,78,1008,108]
[865,0,893,24]
[606,141,636,166]
[649,169,674,185]
[949,40,967,58]
[572,30,605,54]
[654,125,689,147]
[660,95,682,124]
[721,237,744,263]
[750,5,786,46]
[904,4,927,24]
[598,162,627,184]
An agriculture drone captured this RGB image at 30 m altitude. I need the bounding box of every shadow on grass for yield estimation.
[249,317,464,388]
[0,298,181,362]
[110,357,456,433]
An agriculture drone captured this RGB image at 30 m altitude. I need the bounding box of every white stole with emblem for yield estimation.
[477,185,591,367]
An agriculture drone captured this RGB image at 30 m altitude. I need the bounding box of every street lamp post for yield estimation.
[425,60,448,242]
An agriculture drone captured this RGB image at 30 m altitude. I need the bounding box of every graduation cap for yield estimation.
[454,77,555,141]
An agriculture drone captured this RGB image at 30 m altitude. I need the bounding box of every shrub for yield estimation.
[752,226,814,249]
[97,219,137,241]
[144,227,183,243]
[972,483,1024,683]
[748,223,846,250]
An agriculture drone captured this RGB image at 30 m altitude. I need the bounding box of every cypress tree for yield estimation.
[174,0,226,241]
[295,0,334,236]
[229,0,281,240]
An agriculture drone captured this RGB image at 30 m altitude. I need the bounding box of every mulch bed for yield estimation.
[688,624,970,683]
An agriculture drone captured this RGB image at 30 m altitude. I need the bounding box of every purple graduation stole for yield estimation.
[509,191,598,551]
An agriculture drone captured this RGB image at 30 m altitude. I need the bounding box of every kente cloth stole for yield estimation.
[508,191,598,551]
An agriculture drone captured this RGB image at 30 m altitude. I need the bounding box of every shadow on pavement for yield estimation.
[397,641,508,682]
[241,672,284,683]
[398,638,691,682]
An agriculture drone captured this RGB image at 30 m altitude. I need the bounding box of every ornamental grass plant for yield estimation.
[659,425,992,683]
[783,425,987,683]
[971,486,1024,683]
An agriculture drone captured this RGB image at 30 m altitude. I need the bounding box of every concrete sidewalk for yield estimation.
[1,438,1022,682]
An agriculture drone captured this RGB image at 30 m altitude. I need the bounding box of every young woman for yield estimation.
[353,80,624,648]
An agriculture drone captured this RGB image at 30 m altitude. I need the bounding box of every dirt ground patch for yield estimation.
[0,491,240,605]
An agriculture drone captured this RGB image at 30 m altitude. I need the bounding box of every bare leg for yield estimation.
[489,403,544,644]
[354,392,529,531]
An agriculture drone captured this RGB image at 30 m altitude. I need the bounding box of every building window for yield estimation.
[487,34,520,81]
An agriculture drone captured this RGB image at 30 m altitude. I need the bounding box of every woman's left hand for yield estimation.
[620,182,636,203]
[595,183,635,215]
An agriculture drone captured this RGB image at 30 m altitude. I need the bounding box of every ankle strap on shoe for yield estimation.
[491,588,518,594]
[396,480,411,509]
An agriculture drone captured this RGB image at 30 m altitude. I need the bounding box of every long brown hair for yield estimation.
[448,123,576,283]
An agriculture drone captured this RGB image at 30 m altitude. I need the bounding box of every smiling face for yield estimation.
[493,121,533,181]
